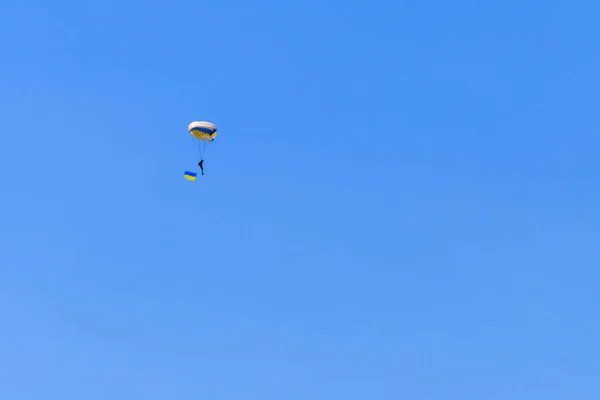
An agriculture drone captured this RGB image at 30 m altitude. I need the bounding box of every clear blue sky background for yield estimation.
[1,0,599,398]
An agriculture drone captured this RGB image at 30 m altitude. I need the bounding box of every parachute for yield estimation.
[188,121,217,160]
[188,121,217,141]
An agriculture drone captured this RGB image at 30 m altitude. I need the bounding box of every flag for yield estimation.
[184,171,197,181]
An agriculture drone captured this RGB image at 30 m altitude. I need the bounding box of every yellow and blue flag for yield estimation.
[184,171,197,181]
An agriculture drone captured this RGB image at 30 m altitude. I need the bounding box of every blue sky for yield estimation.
[1,0,600,398]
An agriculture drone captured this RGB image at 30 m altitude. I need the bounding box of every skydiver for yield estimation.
[198,159,204,175]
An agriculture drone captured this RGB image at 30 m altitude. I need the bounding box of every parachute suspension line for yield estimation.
[190,135,206,160]
[199,140,208,160]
